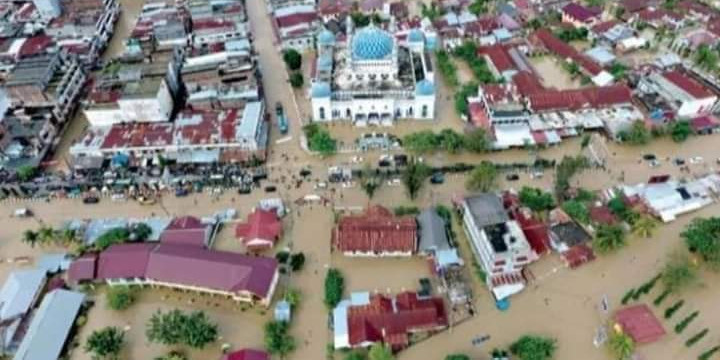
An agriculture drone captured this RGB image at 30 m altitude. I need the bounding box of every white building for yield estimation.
[638,71,718,118]
[33,0,62,20]
[84,77,174,126]
[310,21,435,126]
[461,193,538,300]
[621,175,719,222]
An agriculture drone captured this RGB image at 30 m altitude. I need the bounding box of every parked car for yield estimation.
[13,208,32,217]
[238,186,251,194]
[649,159,660,168]
[137,195,156,205]
[175,188,189,197]
[642,153,657,161]
[430,172,445,184]
[673,158,686,166]
[264,185,277,193]
[505,173,520,181]
[83,196,100,204]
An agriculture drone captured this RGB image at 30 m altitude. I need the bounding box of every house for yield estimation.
[223,349,269,360]
[333,291,447,351]
[273,5,318,51]
[549,220,592,253]
[235,209,283,250]
[561,3,601,27]
[160,216,214,248]
[416,208,450,255]
[615,304,666,344]
[333,205,418,256]
[0,269,46,356]
[12,289,85,360]
[460,193,538,300]
[621,175,718,222]
[638,70,718,118]
[71,243,279,306]
[531,29,613,86]
[690,115,720,134]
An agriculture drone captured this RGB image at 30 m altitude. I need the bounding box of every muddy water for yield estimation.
[530,56,582,90]
[103,0,145,60]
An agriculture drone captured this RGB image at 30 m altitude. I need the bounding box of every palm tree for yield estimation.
[608,332,634,360]
[22,230,38,248]
[593,225,627,254]
[631,216,659,238]
[37,226,56,246]
[59,228,78,246]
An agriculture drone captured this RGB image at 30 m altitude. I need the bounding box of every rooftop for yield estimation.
[464,193,509,228]
[615,304,666,344]
[333,205,417,254]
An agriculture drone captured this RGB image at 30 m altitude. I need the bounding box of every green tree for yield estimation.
[345,351,367,360]
[106,286,136,311]
[284,288,301,308]
[438,129,464,153]
[324,268,345,308]
[131,223,153,241]
[402,130,439,154]
[59,228,79,246]
[421,2,445,21]
[401,160,431,200]
[303,124,336,156]
[95,227,130,250]
[22,230,38,248]
[454,82,478,116]
[631,215,659,238]
[593,225,627,254]
[509,335,557,360]
[264,320,296,359]
[289,72,304,88]
[465,161,497,192]
[351,12,370,27]
[16,165,36,182]
[85,326,125,360]
[368,343,394,360]
[608,332,634,360]
[38,225,56,245]
[519,187,555,212]
[154,351,188,360]
[289,252,306,271]
[694,44,718,71]
[562,200,590,224]
[670,120,692,142]
[445,355,470,360]
[463,128,491,152]
[146,309,218,349]
[682,217,720,267]
[435,50,458,87]
[661,252,698,292]
[468,0,488,15]
[619,121,651,145]
[282,49,302,70]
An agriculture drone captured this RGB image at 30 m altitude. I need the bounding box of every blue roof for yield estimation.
[408,29,424,43]
[317,29,336,46]
[352,26,394,60]
[416,79,435,96]
[311,82,332,98]
[317,54,333,71]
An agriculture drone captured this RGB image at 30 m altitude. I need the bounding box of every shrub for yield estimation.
[289,72,304,88]
[621,289,635,305]
[324,268,345,309]
[289,253,306,272]
[275,251,290,263]
[653,289,672,306]
[675,311,699,334]
[686,329,709,347]
[106,285,137,311]
[664,300,685,319]
[699,346,720,360]
[393,206,420,216]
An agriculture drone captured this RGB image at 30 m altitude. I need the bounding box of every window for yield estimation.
[346,108,351,118]
[319,107,325,120]
[516,256,528,262]
[407,107,413,116]
[494,260,506,266]
[421,105,428,117]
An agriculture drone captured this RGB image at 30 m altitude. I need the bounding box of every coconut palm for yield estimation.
[59,228,78,246]
[22,230,38,248]
[593,225,627,254]
[632,216,659,238]
[37,226,56,246]
[608,332,634,360]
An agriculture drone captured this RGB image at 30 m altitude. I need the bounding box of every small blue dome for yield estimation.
[317,54,333,71]
[311,82,331,98]
[352,26,394,60]
[416,79,434,96]
[317,29,335,46]
[408,29,424,43]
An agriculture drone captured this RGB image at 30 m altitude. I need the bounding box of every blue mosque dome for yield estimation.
[351,26,394,60]
[311,82,332,98]
[415,79,435,96]
[408,29,424,43]
[317,29,336,46]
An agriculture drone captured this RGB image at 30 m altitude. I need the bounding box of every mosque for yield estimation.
[310,18,435,126]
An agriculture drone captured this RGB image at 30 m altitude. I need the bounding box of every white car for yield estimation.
[689,156,704,164]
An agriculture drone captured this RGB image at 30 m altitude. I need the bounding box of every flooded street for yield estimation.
[530,56,581,90]
[103,0,144,60]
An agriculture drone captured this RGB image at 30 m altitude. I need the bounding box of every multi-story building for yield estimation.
[273,5,318,51]
[637,70,718,118]
[310,20,436,126]
[33,0,62,20]
[46,0,119,64]
[461,193,538,300]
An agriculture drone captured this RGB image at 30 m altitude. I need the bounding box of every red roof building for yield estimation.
[18,35,52,58]
[528,85,632,112]
[223,349,269,360]
[317,0,352,17]
[662,71,713,99]
[159,216,212,248]
[532,29,603,76]
[589,205,619,225]
[562,243,596,268]
[333,206,418,256]
[615,304,666,344]
[478,44,515,73]
[346,292,447,350]
[81,243,279,305]
[235,209,283,250]
[561,3,601,25]
[690,115,720,134]
[67,254,98,283]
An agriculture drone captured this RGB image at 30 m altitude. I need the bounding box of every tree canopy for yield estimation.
[619,121,651,145]
[106,286,137,311]
[670,120,692,143]
[445,355,470,360]
[401,160,431,200]
[593,224,627,254]
[85,326,125,360]
[608,331,635,360]
[402,130,439,154]
[465,161,497,192]
[289,72,304,88]
[562,200,590,224]
[509,335,557,360]
[519,187,555,212]
[368,343,394,360]
[682,217,720,267]
[324,268,345,308]
[146,309,218,349]
[661,252,698,293]
[282,49,302,70]
[95,227,130,251]
[303,123,336,156]
[264,320,296,359]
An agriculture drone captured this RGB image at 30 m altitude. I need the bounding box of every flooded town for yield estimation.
[1,0,720,359]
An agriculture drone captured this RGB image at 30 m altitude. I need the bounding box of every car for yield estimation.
[530,171,544,179]
[689,156,704,164]
[175,188,189,197]
[430,172,445,184]
[673,158,686,166]
[238,186,252,194]
[314,182,328,190]
[649,159,660,168]
[137,195,156,205]
[505,173,520,181]
[111,193,126,201]
[83,196,100,204]
[13,208,32,217]
[642,154,657,161]
[264,185,277,193]
[378,159,391,167]
[299,169,312,177]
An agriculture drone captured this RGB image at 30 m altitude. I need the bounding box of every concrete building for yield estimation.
[0,269,46,357]
[311,21,436,125]
[638,70,718,118]
[33,0,62,20]
[461,193,538,300]
[274,5,318,51]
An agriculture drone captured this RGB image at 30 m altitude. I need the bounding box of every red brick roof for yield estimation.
[235,209,283,249]
[317,0,352,16]
[333,205,417,254]
[159,216,210,247]
[512,71,544,96]
[562,243,595,268]
[562,3,600,22]
[620,0,650,13]
[615,304,666,344]
[95,243,278,299]
[18,35,52,58]
[528,85,632,111]
[275,12,317,28]
[67,254,98,283]
[591,20,619,34]
[223,349,269,360]
[663,71,713,98]
[478,44,515,72]
[691,115,720,131]
[347,292,447,348]
[589,205,619,225]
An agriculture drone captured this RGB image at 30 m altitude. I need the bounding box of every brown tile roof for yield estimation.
[333,205,417,254]
[615,304,666,344]
[528,85,632,111]
[663,70,713,98]
[235,209,283,249]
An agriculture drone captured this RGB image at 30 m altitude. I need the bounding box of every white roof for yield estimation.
[0,269,46,320]
[7,38,26,56]
[492,124,534,149]
[592,71,614,86]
